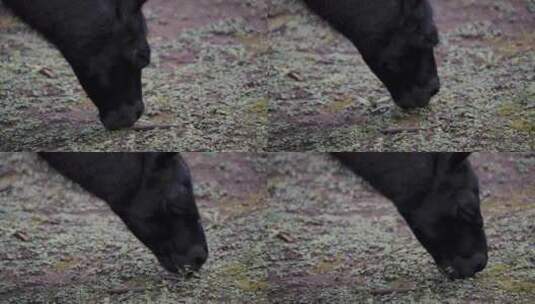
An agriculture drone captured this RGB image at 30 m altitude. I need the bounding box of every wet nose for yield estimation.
[186,245,208,270]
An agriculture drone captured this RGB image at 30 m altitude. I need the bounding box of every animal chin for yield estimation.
[434,256,459,279]
[394,90,431,109]
[437,261,473,280]
[156,254,199,275]
[156,255,178,272]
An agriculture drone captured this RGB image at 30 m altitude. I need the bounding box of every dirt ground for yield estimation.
[267,0,535,151]
[0,153,270,303]
[265,152,535,303]
[0,153,534,303]
[1,0,533,152]
[0,0,268,151]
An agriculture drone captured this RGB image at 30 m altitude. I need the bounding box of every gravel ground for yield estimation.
[267,0,535,151]
[0,0,268,151]
[0,153,533,303]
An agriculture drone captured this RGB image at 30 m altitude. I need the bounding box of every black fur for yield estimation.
[333,153,488,279]
[2,0,151,130]
[304,0,440,108]
[39,152,208,273]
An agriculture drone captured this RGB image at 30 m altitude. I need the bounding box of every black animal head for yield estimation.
[115,153,208,273]
[61,0,151,130]
[333,152,488,279]
[400,154,488,279]
[359,0,440,108]
[4,0,152,129]
[41,152,208,273]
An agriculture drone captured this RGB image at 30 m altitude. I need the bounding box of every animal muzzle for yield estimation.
[157,244,208,274]
[394,77,440,109]
[100,101,144,130]
[439,252,488,279]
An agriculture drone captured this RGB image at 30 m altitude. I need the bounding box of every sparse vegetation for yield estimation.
[265,153,535,303]
[0,153,533,303]
[0,153,270,303]
[267,0,535,151]
[0,1,267,151]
